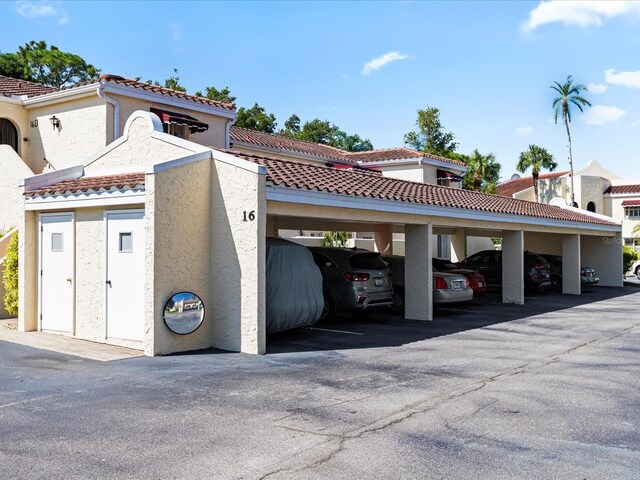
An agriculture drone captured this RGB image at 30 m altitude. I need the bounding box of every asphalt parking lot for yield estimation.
[2,286,640,479]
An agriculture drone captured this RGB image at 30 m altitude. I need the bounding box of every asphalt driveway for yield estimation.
[1,286,640,479]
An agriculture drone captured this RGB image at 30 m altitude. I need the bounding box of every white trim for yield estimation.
[24,165,84,192]
[148,150,212,174]
[225,118,235,150]
[0,96,24,106]
[356,156,467,173]
[23,83,99,108]
[38,212,76,335]
[101,82,237,120]
[20,80,237,120]
[26,188,145,211]
[607,192,640,198]
[97,84,120,140]
[265,185,621,233]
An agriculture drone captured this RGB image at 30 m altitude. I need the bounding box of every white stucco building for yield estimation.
[0,74,625,356]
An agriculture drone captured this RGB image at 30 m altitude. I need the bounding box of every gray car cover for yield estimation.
[266,238,324,334]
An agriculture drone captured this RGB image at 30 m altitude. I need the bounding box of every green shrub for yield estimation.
[623,245,638,276]
[3,233,18,316]
[322,231,350,247]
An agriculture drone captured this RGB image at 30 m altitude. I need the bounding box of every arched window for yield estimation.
[0,118,18,153]
[587,201,596,212]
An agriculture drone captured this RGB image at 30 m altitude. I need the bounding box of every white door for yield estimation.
[40,214,74,333]
[106,211,145,342]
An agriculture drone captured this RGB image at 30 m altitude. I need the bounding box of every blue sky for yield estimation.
[2,1,639,181]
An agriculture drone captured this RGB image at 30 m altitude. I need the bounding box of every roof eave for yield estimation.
[231,140,350,165]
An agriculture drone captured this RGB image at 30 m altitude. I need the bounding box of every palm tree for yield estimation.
[551,75,591,207]
[516,144,558,202]
[465,149,500,192]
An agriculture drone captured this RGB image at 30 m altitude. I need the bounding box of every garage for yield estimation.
[17,111,624,357]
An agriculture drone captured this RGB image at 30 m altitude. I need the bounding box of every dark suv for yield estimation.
[307,247,393,319]
[458,250,551,292]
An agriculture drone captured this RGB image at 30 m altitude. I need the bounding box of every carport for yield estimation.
[232,151,622,354]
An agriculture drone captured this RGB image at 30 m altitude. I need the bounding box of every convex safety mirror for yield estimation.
[163,292,205,335]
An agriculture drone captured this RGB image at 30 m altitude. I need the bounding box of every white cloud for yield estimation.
[587,82,607,94]
[169,22,184,42]
[362,51,412,75]
[15,1,69,24]
[522,1,640,32]
[583,105,627,125]
[604,69,640,89]
[516,126,533,136]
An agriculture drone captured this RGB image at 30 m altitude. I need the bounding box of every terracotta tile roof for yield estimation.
[0,75,57,98]
[0,74,235,110]
[497,171,568,197]
[347,147,466,167]
[606,184,640,195]
[226,151,616,226]
[25,173,145,197]
[621,199,640,206]
[229,126,466,168]
[230,126,351,162]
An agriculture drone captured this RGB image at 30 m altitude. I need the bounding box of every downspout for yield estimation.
[225,117,236,150]
[97,81,120,141]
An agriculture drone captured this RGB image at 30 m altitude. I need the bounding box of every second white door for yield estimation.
[106,211,145,342]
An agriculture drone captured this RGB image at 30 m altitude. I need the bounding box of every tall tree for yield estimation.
[194,85,236,104]
[551,75,591,207]
[0,41,99,87]
[404,106,458,156]
[279,114,301,137]
[235,103,277,133]
[463,149,501,193]
[280,116,373,152]
[516,144,557,202]
[331,130,373,152]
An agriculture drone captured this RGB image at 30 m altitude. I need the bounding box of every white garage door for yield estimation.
[40,213,75,333]
[106,210,145,342]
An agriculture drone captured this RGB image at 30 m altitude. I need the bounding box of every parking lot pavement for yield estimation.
[2,287,640,479]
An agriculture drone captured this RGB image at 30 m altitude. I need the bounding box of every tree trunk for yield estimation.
[532,171,539,202]
[473,173,482,191]
[564,114,575,207]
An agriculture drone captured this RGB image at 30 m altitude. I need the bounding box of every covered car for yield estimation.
[266,237,324,333]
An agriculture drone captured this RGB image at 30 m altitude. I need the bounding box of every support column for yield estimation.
[374,224,393,255]
[450,228,467,262]
[266,216,278,238]
[18,211,38,331]
[502,230,524,305]
[581,233,623,287]
[405,224,432,321]
[562,234,581,295]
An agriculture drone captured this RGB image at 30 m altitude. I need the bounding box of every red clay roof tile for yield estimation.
[497,171,568,197]
[25,173,145,197]
[608,184,640,195]
[0,75,57,98]
[227,151,616,226]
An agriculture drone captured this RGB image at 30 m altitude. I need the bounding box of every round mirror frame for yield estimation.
[163,292,205,335]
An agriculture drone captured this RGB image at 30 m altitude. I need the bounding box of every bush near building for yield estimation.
[3,233,18,316]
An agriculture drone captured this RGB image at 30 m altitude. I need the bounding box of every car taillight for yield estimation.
[465,277,470,287]
[344,272,370,282]
[435,277,448,289]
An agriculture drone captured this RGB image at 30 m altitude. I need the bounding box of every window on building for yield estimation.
[0,118,18,153]
[150,108,208,141]
[587,201,596,212]
[625,206,640,219]
[163,123,189,139]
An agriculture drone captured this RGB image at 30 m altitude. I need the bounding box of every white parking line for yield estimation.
[303,327,364,335]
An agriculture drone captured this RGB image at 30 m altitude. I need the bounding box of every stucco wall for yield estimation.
[115,95,228,149]
[523,231,563,255]
[0,145,34,231]
[580,176,604,213]
[84,115,193,172]
[211,158,266,354]
[28,97,107,173]
[145,158,213,356]
[610,196,640,239]
[539,177,565,203]
[380,164,424,183]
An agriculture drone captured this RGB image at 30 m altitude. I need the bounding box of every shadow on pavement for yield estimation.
[266,286,640,354]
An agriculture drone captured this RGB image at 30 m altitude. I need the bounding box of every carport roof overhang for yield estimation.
[266,185,621,236]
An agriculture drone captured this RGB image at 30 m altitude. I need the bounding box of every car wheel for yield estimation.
[391,288,405,313]
[551,274,562,291]
[636,266,640,280]
[319,292,337,321]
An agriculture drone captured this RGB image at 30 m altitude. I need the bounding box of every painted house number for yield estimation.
[30,119,39,128]
[243,210,256,222]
